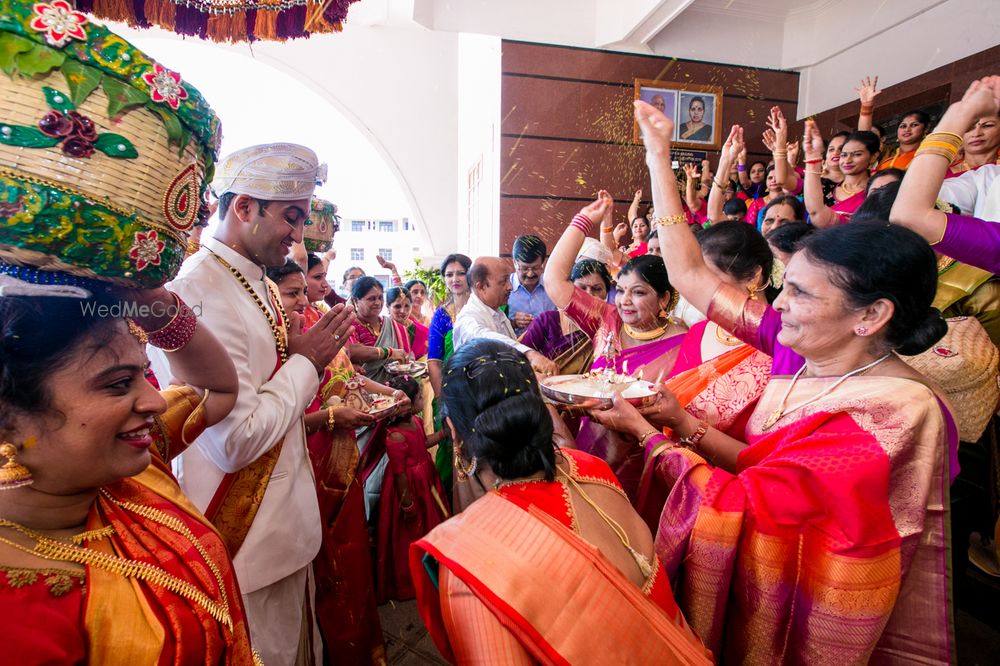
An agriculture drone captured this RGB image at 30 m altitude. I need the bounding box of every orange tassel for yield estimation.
[208,12,248,44]
[146,0,176,32]
[253,9,279,41]
[93,0,137,25]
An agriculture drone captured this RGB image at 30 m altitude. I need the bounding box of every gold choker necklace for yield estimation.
[622,322,669,341]
[713,323,742,346]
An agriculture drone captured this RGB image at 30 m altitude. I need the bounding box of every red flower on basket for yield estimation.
[141,64,189,110]
[29,1,88,48]
[129,230,166,271]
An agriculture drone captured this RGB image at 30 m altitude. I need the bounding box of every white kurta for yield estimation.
[939,163,1000,220]
[453,291,531,354]
[148,237,322,664]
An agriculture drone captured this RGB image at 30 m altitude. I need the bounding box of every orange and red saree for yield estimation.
[655,376,953,664]
[411,450,712,665]
[2,387,258,664]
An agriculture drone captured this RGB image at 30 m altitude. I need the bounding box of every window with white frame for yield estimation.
[350,248,364,261]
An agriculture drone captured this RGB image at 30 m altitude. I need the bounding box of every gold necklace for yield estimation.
[212,253,288,362]
[760,354,891,430]
[622,321,669,342]
[359,317,382,339]
[0,495,233,630]
[713,322,742,346]
[836,180,866,197]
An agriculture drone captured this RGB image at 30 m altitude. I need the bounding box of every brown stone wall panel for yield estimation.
[501,137,649,198]
[502,42,798,101]
[501,77,634,143]
[499,198,634,255]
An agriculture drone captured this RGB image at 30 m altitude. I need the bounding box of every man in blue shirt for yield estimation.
[508,234,556,335]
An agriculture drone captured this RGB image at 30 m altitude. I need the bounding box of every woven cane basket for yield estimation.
[304,197,337,253]
[0,2,220,288]
[901,316,1000,442]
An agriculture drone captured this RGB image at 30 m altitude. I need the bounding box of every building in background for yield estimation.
[329,215,425,295]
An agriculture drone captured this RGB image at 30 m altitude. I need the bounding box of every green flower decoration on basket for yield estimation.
[304,197,338,253]
[0,0,221,288]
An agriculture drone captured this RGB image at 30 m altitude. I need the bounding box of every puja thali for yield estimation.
[386,360,427,378]
[540,372,658,410]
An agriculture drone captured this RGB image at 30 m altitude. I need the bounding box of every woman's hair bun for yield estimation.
[894,307,948,356]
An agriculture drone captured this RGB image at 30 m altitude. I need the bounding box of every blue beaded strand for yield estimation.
[0,263,107,292]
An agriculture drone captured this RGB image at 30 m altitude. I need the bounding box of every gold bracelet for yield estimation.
[654,213,687,227]
[678,420,709,449]
[326,406,336,431]
[772,151,787,158]
[600,225,613,233]
[712,179,727,190]
[639,430,662,448]
[915,146,958,161]
[804,169,823,175]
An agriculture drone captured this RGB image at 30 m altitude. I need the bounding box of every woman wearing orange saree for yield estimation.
[410,340,711,665]
[614,99,957,663]
[0,283,262,664]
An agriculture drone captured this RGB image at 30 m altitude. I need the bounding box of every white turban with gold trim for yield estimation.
[212,143,328,201]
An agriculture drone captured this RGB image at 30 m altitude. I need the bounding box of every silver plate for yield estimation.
[386,360,427,377]
[540,374,657,410]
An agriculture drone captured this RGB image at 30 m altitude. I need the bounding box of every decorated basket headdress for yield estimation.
[0,0,221,289]
[304,197,338,253]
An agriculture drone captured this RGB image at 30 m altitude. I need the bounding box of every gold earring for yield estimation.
[658,307,668,320]
[0,442,32,490]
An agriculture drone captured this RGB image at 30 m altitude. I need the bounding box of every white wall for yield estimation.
[792,0,1000,116]
[457,34,502,258]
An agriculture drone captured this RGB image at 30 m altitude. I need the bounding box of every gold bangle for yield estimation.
[925,131,964,143]
[921,140,962,152]
[326,406,336,431]
[654,213,687,227]
[804,169,823,175]
[678,420,709,448]
[712,179,727,190]
[639,430,661,449]
[772,151,787,158]
[600,226,613,233]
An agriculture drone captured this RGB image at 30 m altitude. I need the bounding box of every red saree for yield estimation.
[411,449,711,665]
[307,350,386,664]
[1,387,258,665]
[655,376,953,664]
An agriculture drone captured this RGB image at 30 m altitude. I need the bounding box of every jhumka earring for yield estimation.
[0,442,32,490]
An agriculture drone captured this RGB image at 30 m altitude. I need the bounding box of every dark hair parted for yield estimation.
[698,221,778,303]
[761,194,806,222]
[512,235,547,263]
[439,253,472,277]
[902,110,931,126]
[442,340,556,481]
[571,259,613,291]
[844,130,881,156]
[723,198,748,217]
[765,222,815,254]
[266,259,304,284]
[306,253,325,271]
[385,374,421,425]
[867,168,905,194]
[351,275,384,301]
[852,180,900,223]
[617,254,674,297]
[0,293,121,431]
[403,279,426,292]
[798,222,946,355]
[385,286,411,305]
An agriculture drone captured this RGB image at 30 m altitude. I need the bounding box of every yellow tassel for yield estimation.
[253,9,280,41]
[208,11,248,44]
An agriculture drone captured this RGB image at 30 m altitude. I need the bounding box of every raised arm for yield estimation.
[682,164,703,213]
[802,120,836,228]
[132,287,238,427]
[855,76,880,132]
[627,188,642,223]
[544,190,615,309]
[736,146,751,190]
[891,76,1000,243]
[707,127,743,222]
[765,106,799,192]
[635,101,724,315]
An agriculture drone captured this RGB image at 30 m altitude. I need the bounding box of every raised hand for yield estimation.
[766,105,789,145]
[802,119,825,161]
[855,76,880,106]
[375,255,397,273]
[613,222,629,243]
[682,163,700,181]
[633,188,643,201]
[762,128,777,153]
[721,125,744,164]
[580,189,614,224]
[635,100,675,160]
[959,76,1000,120]
[786,140,801,165]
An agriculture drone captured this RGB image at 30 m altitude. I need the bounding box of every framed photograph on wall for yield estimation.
[633,80,723,150]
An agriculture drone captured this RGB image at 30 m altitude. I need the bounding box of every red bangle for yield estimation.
[145,293,198,351]
[570,213,594,235]
[860,104,874,114]
[804,158,822,165]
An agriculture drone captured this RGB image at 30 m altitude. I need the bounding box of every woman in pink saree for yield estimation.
[544,192,688,495]
[608,100,957,663]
